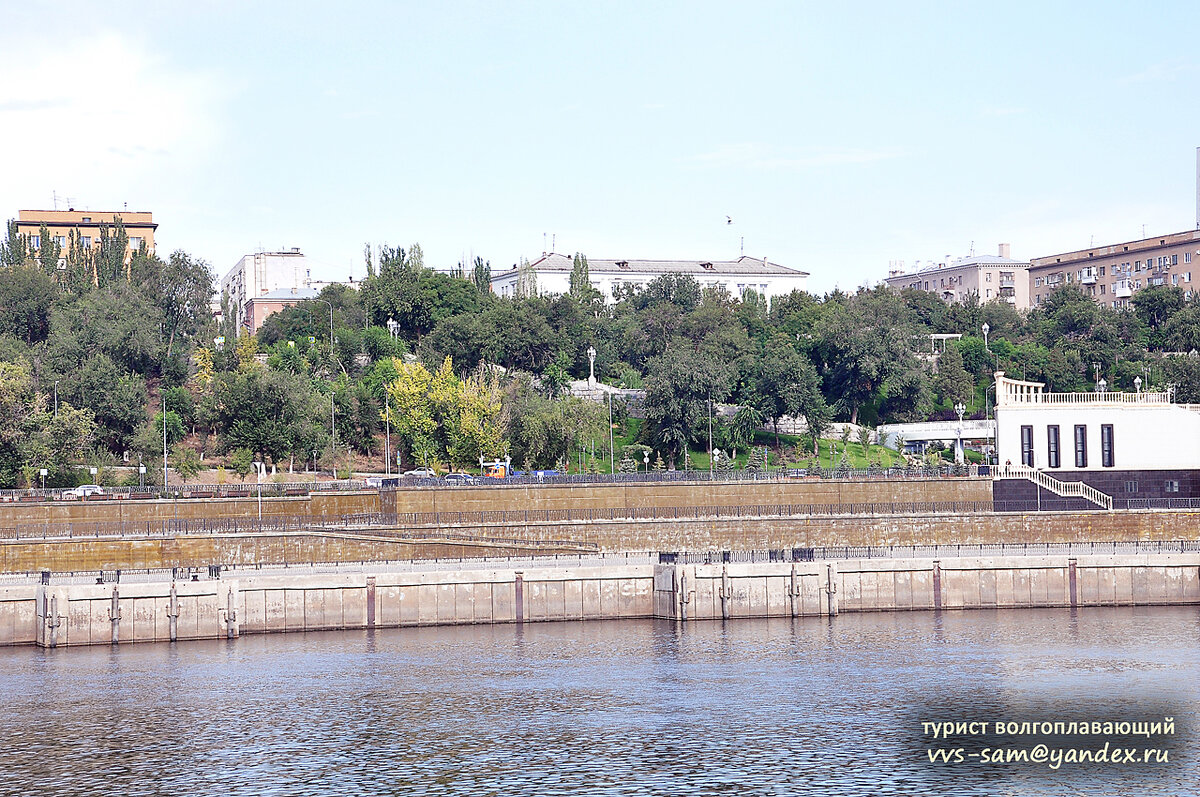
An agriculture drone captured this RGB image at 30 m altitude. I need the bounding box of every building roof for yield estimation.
[1031,229,1200,268]
[494,252,808,279]
[252,287,321,302]
[888,255,1029,280]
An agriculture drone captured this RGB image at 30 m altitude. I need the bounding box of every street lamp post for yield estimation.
[708,398,714,478]
[53,380,59,417]
[384,398,391,476]
[162,394,168,492]
[608,392,614,474]
[586,345,596,389]
[318,299,336,477]
[954,402,966,464]
[643,451,649,474]
[1134,375,1142,395]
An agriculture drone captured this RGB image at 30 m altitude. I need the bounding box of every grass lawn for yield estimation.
[597,419,906,473]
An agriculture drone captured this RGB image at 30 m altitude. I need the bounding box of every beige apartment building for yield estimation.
[13,208,156,261]
[883,245,1032,310]
[1029,229,1200,308]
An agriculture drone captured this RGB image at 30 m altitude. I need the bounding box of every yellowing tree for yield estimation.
[449,370,505,468]
[384,358,439,468]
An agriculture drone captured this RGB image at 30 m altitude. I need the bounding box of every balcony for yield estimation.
[1079,268,1098,284]
[1114,281,1133,298]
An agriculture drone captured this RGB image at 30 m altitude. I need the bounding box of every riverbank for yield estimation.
[5,547,1198,648]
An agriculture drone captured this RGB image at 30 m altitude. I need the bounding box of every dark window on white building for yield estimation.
[1021,426,1034,467]
[1047,425,1060,468]
[1100,424,1114,468]
[1074,425,1088,468]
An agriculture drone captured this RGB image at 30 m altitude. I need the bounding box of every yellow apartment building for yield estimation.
[13,208,157,262]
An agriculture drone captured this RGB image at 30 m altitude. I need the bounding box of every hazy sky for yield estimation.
[3,1,1199,292]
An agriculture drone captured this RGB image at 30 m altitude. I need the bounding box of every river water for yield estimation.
[1,607,1197,796]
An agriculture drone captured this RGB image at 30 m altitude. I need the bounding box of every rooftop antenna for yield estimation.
[969,240,975,256]
[1142,224,1146,239]
[543,232,547,255]
[1195,146,1200,229]
[740,236,744,256]
[52,190,58,210]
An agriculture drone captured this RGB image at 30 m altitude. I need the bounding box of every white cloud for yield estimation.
[0,32,225,210]
[687,142,901,170]
[979,105,1027,118]
[1118,60,1199,86]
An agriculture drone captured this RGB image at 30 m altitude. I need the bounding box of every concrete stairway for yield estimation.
[996,465,1113,511]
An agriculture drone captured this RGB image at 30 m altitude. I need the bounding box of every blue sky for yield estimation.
[2,1,1199,292]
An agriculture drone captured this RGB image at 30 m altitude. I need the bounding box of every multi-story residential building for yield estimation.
[490,252,809,303]
[1029,229,1200,308]
[882,244,1032,310]
[220,249,358,335]
[12,208,156,263]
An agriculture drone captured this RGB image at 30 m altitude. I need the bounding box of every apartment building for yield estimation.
[220,248,359,335]
[883,244,1032,310]
[1029,229,1200,308]
[12,208,156,263]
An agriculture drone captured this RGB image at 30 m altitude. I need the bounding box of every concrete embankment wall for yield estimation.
[0,492,378,531]
[5,510,1200,573]
[385,477,993,514]
[0,478,989,533]
[8,552,1199,648]
[0,531,590,574]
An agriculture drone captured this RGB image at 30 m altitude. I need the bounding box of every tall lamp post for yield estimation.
[954,401,966,464]
[586,344,596,389]
[53,380,59,417]
[319,299,336,477]
[1134,375,1142,395]
[162,393,168,491]
[385,318,400,475]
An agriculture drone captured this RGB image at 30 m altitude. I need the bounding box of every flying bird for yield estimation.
[726,216,732,224]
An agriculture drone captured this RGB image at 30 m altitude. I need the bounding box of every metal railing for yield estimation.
[0,480,366,504]
[2,498,1146,542]
[666,539,1200,565]
[12,540,1200,587]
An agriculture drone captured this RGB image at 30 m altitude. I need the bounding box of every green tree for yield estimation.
[471,256,492,294]
[935,342,974,406]
[728,404,764,461]
[130,250,215,362]
[0,265,57,344]
[641,344,732,465]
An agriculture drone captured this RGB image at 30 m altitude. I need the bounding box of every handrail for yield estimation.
[997,466,1113,511]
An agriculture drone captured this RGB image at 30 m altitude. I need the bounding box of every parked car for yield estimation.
[443,473,478,486]
[64,484,105,499]
[364,476,399,489]
[402,468,437,479]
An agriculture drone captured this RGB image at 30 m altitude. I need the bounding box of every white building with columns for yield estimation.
[490,253,809,303]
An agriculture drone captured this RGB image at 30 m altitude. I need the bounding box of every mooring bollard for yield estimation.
[719,566,732,620]
[109,587,121,645]
[47,594,61,649]
[225,588,238,639]
[788,563,801,618]
[167,583,179,643]
[514,572,524,624]
[826,563,838,617]
[1068,557,1078,608]
[932,560,942,612]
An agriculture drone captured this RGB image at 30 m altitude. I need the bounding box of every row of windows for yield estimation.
[1020,424,1114,469]
[26,235,144,250]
